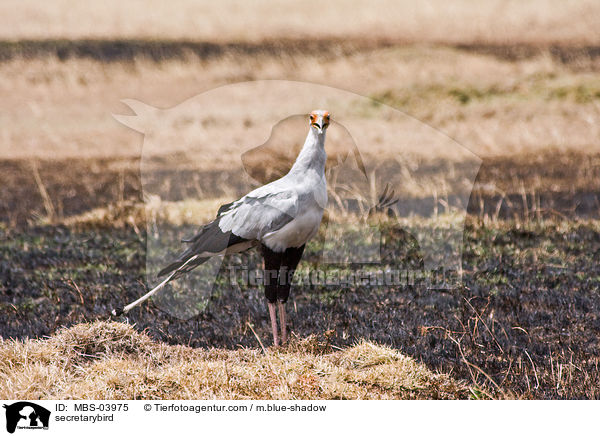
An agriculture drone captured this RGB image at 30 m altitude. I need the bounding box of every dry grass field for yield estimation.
[0,322,472,399]
[1,0,599,44]
[1,1,600,400]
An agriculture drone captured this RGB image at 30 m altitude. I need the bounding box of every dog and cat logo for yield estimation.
[3,402,50,433]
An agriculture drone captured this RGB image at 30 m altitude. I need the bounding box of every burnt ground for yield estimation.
[1,222,600,399]
[1,39,600,71]
[2,150,599,227]
[1,150,600,399]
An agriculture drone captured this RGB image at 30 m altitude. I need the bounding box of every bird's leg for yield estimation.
[278,301,287,344]
[268,302,279,346]
[276,245,306,345]
[262,244,283,347]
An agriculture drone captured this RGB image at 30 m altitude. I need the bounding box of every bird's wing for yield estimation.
[158,181,298,278]
[217,186,299,240]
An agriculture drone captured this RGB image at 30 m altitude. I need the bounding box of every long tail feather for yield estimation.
[112,212,251,316]
[112,254,201,315]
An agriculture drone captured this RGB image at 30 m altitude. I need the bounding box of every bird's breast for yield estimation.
[261,202,324,252]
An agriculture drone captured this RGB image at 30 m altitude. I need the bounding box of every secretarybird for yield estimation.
[114,110,330,346]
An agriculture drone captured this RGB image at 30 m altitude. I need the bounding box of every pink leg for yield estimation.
[278,301,287,344]
[268,302,279,346]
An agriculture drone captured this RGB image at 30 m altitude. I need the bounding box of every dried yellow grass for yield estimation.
[57,197,227,229]
[0,322,473,400]
[2,45,599,163]
[1,0,598,45]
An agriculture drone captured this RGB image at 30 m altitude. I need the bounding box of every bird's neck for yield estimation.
[289,128,326,176]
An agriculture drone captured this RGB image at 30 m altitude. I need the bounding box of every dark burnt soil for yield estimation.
[0,39,599,71]
[1,150,599,398]
[1,150,599,227]
[0,157,143,228]
[0,38,392,63]
[1,221,600,399]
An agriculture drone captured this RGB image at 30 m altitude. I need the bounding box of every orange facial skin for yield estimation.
[309,110,331,128]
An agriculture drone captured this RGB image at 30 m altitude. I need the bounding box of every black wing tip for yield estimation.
[157,264,177,277]
[217,201,235,217]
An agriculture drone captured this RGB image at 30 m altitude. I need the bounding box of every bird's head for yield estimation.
[309,110,330,134]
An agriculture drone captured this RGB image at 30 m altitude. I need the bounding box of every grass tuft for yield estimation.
[0,321,473,400]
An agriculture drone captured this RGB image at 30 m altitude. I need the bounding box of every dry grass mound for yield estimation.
[0,322,473,400]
